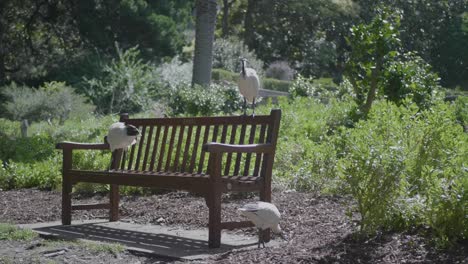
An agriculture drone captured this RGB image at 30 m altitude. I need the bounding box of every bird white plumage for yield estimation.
[238,201,285,248]
[106,122,140,151]
[238,58,260,115]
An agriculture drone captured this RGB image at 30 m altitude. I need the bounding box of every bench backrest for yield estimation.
[114,109,281,178]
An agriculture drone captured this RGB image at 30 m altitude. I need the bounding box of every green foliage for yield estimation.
[345,8,401,115]
[0,155,61,190]
[84,45,158,114]
[453,95,468,131]
[242,0,358,78]
[212,37,264,76]
[0,223,37,241]
[0,1,193,86]
[383,53,441,109]
[345,8,441,116]
[262,78,291,93]
[212,68,238,83]
[265,97,355,193]
[168,83,242,116]
[337,99,467,244]
[265,61,295,81]
[1,82,94,125]
[289,75,343,102]
[156,56,193,88]
[0,135,55,163]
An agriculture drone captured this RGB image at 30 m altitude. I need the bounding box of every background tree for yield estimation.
[192,0,218,87]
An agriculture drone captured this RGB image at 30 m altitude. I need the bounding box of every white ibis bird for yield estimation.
[105,122,140,170]
[238,58,260,116]
[105,122,140,151]
[238,201,286,248]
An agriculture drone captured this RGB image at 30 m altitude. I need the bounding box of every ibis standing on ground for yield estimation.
[238,58,260,116]
[105,122,140,169]
[238,201,287,248]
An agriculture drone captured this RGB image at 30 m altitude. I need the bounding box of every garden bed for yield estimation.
[0,189,466,263]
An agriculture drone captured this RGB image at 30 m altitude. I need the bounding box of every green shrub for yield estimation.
[168,83,242,116]
[263,78,290,92]
[156,56,192,89]
[0,155,62,190]
[289,75,342,102]
[1,82,95,137]
[0,134,55,163]
[83,45,159,114]
[212,68,238,83]
[264,97,355,193]
[337,99,467,245]
[212,37,264,76]
[454,95,468,131]
[265,61,295,81]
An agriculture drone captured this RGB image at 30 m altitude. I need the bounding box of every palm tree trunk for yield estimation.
[192,0,218,87]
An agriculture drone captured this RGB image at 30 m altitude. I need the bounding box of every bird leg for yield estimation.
[243,97,247,116]
[252,98,256,117]
[257,228,263,248]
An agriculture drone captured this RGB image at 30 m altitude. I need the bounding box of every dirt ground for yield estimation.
[0,189,466,263]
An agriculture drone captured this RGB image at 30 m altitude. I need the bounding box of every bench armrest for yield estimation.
[56,141,110,150]
[202,142,274,154]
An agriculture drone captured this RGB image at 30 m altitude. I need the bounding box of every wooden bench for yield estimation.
[56,109,281,248]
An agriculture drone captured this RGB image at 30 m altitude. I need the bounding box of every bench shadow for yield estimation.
[34,222,255,259]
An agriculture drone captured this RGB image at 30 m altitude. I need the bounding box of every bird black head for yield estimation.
[125,124,140,136]
[240,58,247,75]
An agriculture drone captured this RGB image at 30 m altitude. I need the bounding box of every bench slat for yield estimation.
[253,124,267,176]
[243,124,257,176]
[157,125,169,171]
[181,125,193,172]
[125,114,272,126]
[172,125,185,171]
[224,125,237,176]
[148,125,162,171]
[197,125,211,173]
[189,125,202,173]
[134,125,146,170]
[165,125,178,171]
[233,124,247,175]
[142,125,154,171]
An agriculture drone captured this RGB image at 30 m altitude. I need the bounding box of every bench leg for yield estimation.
[62,177,72,225]
[109,184,119,222]
[208,191,222,248]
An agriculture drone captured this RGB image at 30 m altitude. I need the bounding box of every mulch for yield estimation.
[0,189,466,263]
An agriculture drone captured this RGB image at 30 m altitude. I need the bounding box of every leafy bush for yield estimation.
[337,99,467,244]
[156,56,193,89]
[383,53,441,109]
[289,75,342,102]
[168,83,242,116]
[212,68,238,83]
[263,78,290,92]
[453,95,468,132]
[0,155,62,190]
[1,81,94,137]
[265,97,355,193]
[300,36,337,78]
[84,45,159,114]
[265,61,295,81]
[212,37,264,76]
[0,134,55,163]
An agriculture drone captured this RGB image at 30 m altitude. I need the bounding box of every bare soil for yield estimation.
[0,189,466,263]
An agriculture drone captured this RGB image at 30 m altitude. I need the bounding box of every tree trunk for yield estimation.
[192,0,218,87]
[361,55,383,116]
[244,0,256,49]
[21,119,29,138]
[222,0,230,37]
